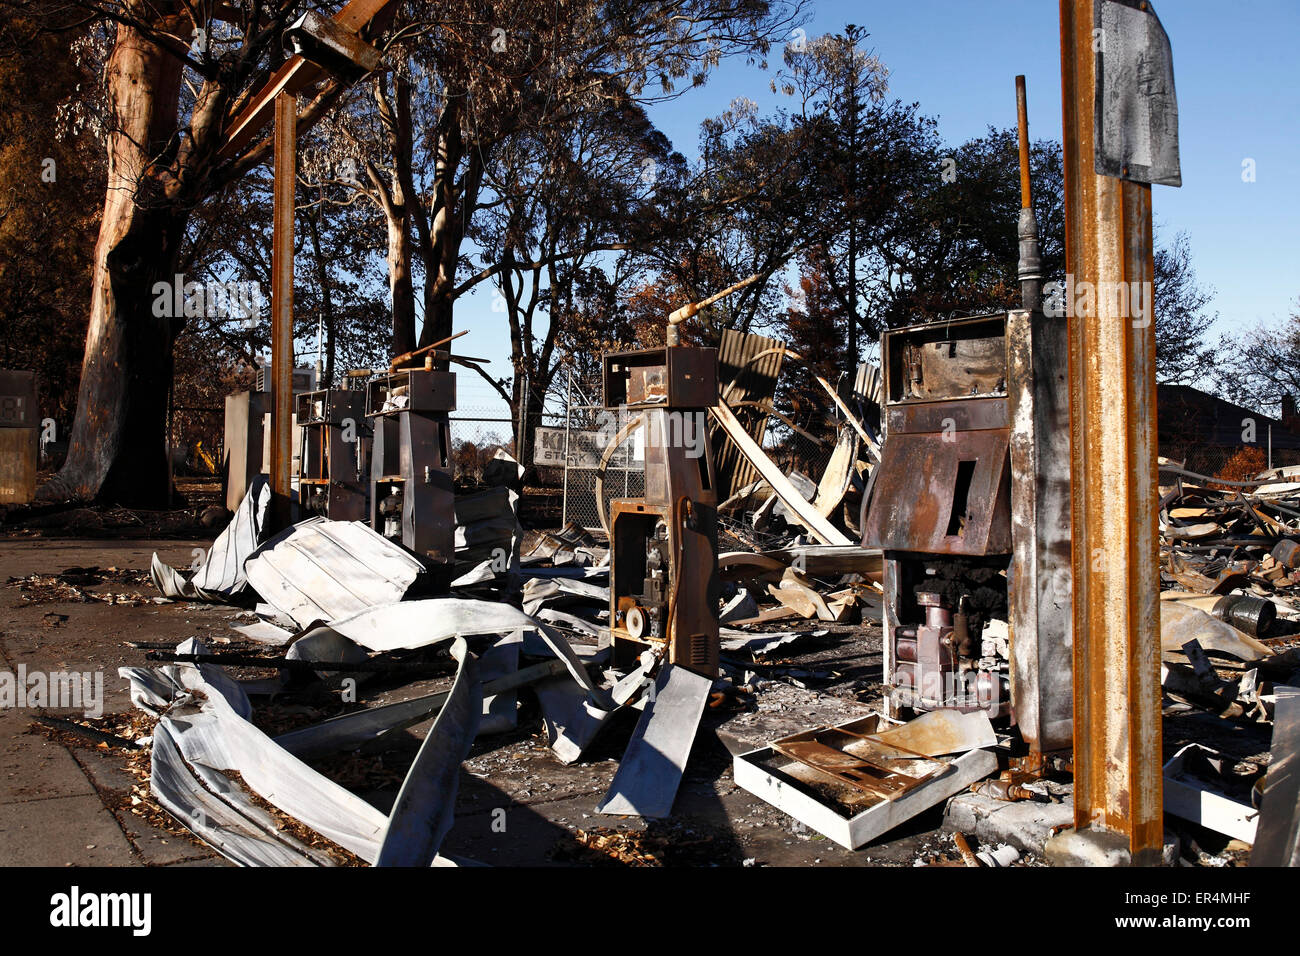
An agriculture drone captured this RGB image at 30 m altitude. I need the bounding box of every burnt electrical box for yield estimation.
[863,311,1072,756]
[295,388,366,520]
[604,347,721,678]
[366,368,457,587]
[0,370,39,505]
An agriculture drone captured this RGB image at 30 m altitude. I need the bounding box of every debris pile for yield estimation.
[1158,461,1300,721]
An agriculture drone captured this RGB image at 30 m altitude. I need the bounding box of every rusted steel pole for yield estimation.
[1015,76,1033,209]
[1015,75,1042,313]
[270,91,296,529]
[1058,0,1163,864]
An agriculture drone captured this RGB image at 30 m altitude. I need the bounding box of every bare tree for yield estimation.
[1216,300,1300,415]
[1152,230,1216,385]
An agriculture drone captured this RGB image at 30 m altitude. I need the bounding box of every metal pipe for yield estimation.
[665,271,765,346]
[1059,0,1163,865]
[1015,75,1042,313]
[561,367,572,526]
[270,90,296,530]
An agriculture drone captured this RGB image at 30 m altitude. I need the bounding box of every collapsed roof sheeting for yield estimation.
[124,636,478,867]
[151,476,271,601]
[320,598,538,653]
[376,639,482,866]
[242,518,427,628]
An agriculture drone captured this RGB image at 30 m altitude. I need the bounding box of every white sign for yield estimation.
[534,427,637,469]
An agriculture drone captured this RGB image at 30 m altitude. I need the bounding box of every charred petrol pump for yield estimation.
[295,387,366,520]
[860,75,1073,763]
[862,309,1072,756]
[365,365,457,589]
[863,313,1015,720]
[603,346,722,679]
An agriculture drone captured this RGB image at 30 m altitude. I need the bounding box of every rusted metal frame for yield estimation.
[269,91,296,530]
[772,728,942,799]
[217,0,395,161]
[1061,0,1163,863]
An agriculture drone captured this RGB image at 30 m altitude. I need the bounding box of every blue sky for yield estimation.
[447,0,1300,424]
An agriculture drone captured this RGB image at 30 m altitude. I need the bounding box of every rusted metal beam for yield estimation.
[1056,0,1163,865]
[269,90,296,530]
[217,0,394,160]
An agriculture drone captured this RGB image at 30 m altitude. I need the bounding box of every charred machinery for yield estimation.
[365,365,457,589]
[604,346,722,678]
[862,308,1072,758]
[295,387,366,520]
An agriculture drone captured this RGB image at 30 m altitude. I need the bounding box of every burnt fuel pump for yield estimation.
[295,387,366,520]
[365,365,457,590]
[860,76,1073,761]
[603,346,721,679]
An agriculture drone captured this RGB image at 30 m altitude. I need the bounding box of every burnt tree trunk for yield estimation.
[374,75,417,357]
[386,207,417,356]
[417,103,488,351]
[39,18,185,506]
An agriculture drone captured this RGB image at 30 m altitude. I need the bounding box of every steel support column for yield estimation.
[270,91,296,530]
[1057,0,1163,865]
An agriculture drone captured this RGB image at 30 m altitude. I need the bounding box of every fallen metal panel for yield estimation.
[597,665,713,818]
[531,625,617,763]
[522,576,610,615]
[148,658,391,862]
[710,398,851,546]
[1252,685,1300,866]
[537,607,605,639]
[323,598,538,653]
[149,720,333,867]
[128,637,478,867]
[119,637,254,719]
[276,658,566,760]
[284,625,371,678]
[1162,743,1258,845]
[242,518,427,627]
[232,619,297,646]
[872,709,998,757]
[376,638,481,866]
[276,687,455,759]
[478,629,522,734]
[720,630,800,656]
[1161,601,1272,662]
[535,677,617,765]
[151,476,271,600]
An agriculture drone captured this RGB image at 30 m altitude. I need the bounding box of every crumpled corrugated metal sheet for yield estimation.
[376,639,481,866]
[318,597,537,653]
[151,476,270,601]
[122,636,478,867]
[242,518,428,628]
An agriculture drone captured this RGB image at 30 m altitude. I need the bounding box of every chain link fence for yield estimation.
[167,406,224,475]
[1164,441,1300,482]
[449,403,515,484]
